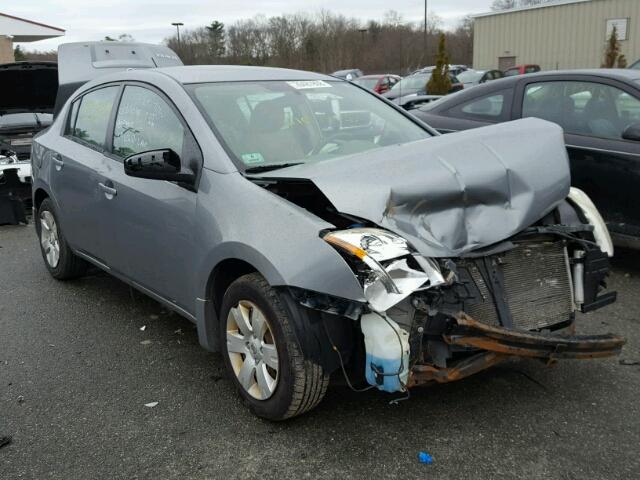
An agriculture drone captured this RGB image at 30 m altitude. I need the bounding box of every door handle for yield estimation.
[52,153,64,171]
[98,182,117,198]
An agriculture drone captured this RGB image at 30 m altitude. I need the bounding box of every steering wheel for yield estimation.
[308,135,349,156]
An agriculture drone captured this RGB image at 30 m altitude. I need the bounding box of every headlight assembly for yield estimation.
[568,187,614,257]
[323,228,445,311]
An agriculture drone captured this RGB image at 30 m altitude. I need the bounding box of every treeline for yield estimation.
[165,11,474,74]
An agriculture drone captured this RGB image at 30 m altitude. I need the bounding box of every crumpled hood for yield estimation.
[259,118,571,257]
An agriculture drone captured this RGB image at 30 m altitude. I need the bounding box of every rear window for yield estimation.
[69,86,119,149]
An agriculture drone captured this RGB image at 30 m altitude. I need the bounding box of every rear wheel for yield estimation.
[36,198,87,280]
[220,273,329,420]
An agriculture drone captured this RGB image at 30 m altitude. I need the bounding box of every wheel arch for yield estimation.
[33,187,50,211]
[196,243,287,352]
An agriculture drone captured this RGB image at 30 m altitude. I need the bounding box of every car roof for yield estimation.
[154,65,336,84]
[358,74,398,79]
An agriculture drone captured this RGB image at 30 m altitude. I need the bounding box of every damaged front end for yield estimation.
[319,193,624,393]
[252,119,625,394]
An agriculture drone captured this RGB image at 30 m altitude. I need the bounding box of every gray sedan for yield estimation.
[31,43,624,420]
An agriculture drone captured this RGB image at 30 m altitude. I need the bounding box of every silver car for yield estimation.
[31,42,624,420]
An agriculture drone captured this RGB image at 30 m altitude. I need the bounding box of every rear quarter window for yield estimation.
[445,89,511,122]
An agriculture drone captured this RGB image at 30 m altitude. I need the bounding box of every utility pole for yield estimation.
[171,22,184,45]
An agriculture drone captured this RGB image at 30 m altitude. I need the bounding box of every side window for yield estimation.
[523,81,640,140]
[461,94,505,118]
[113,86,185,158]
[71,86,119,149]
[65,99,81,135]
[448,90,509,121]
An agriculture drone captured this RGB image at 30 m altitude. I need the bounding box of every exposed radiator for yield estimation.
[463,242,574,331]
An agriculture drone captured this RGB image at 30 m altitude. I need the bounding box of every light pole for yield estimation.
[171,22,184,44]
[424,0,428,55]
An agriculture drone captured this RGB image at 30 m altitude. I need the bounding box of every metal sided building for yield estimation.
[0,12,65,63]
[473,0,640,71]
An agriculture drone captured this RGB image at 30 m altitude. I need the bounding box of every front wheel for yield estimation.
[220,273,329,420]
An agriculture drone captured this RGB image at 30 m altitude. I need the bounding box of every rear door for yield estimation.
[513,76,640,240]
[50,85,120,260]
[97,83,201,311]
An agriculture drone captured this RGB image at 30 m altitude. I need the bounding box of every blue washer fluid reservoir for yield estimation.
[360,312,410,393]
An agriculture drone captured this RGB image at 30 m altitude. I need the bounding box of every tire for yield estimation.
[36,198,87,280]
[220,273,329,420]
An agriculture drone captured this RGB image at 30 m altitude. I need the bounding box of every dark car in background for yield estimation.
[413,69,640,248]
[352,74,401,94]
[504,64,541,76]
[331,68,363,80]
[382,71,463,101]
[457,69,504,88]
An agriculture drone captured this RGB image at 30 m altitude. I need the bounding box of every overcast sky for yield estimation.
[10,0,495,51]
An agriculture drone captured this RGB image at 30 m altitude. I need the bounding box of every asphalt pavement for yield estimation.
[1,223,639,480]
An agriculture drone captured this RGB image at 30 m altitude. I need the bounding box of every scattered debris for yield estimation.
[144,402,159,408]
[139,325,146,331]
[619,359,640,366]
[174,329,183,335]
[16,395,24,404]
[140,340,152,345]
[0,436,12,449]
[418,451,433,464]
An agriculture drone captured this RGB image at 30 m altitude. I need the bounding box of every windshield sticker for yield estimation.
[242,152,265,164]
[286,80,332,90]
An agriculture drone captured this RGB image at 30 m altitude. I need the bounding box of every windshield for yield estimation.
[189,80,430,170]
[353,78,379,89]
[391,75,429,91]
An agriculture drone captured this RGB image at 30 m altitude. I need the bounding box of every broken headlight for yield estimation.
[568,187,614,257]
[323,228,445,312]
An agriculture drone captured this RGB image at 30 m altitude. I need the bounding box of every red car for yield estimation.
[504,64,541,76]
[353,74,402,94]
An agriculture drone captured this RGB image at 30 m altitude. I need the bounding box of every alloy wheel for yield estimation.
[226,300,279,400]
[39,210,60,268]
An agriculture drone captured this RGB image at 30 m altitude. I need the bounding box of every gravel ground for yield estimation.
[1,223,639,480]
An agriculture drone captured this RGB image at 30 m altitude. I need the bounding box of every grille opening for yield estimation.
[461,242,574,331]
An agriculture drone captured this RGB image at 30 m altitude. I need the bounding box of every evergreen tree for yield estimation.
[427,33,451,95]
[602,26,626,68]
[205,21,226,58]
[13,45,26,61]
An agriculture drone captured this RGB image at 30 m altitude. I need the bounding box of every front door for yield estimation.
[98,84,201,312]
[516,77,640,240]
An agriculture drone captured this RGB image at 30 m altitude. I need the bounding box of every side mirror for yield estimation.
[124,149,195,183]
[622,123,640,141]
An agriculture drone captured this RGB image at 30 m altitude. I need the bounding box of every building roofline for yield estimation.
[472,0,593,19]
[0,12,65,33]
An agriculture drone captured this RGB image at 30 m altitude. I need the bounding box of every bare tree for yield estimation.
[492,0,553,10]
[164,11,474,74]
